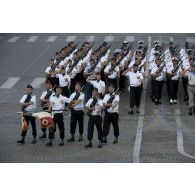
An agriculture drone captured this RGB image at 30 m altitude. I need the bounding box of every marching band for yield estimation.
[17,39,195,148]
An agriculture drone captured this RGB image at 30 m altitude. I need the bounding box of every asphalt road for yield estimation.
[0,33,195,163]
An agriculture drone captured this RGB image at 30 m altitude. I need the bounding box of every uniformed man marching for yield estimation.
[150,58,166,105]
[46,86,69,146]
[39,80,55,138]
[187,58,195,115]
[102,84,120,144]
[123,64,144,114]
[86,73,105,99]
[84,88,103,148]
[17,85,37,144]
[67,82,85,142]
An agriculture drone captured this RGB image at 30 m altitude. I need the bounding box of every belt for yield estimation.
[188,84,195,87]
[73,109,83,111]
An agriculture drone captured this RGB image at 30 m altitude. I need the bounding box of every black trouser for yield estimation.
[22,115,36,137]
[150,78,155,98]
[49,113,64,140]
[119,71,126,91]
[47,77,59,90]
[130,86,142,108]
[61,86,69,97]
[87,115,103,142]
[70,78,76,93]
[154,80,164,100]
[106,78,117,89]
[70,110,84,135]
[84,82,93,103]
[166,78,171,99]
[182,77,189,98]
[170,80,179,100]
[103,112,119,137]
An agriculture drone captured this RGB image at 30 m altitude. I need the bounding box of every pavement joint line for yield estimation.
[46,36,57,42]
[7,36,20,43]
[170,37,174,42]
[20,44,52,76]
[27,36,39,42]
[175,107,195,159]
[104,35,114,42]
[66,36,76,42]
[132,36,151,163]
[85,35,95,42]
[30,77,46,89]
[186,37,195,43]
[124,36,135,42]
[0,77,20,89]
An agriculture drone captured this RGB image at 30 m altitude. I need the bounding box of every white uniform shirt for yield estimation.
[40,89,55,100]
[166,65,182,80]
[66,65,78,79]
[103,93,120,113]
[20,94,36,112]
[45,66,60,75]
[151,64,166,81]
[50,95,69,113]
[85,98,103,116]
[89,80,105,94]
[104,64,119,79]
[84,61,103,74]
[56,74,70,87]
[125,71,143,87]
[69,92,85,110]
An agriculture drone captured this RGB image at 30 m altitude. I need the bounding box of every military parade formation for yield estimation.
[17,38,195,148]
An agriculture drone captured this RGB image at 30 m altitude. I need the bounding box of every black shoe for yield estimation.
[154,99,158,105]
[78,135,83,142]
[31,138,36,144]
[189,108,193,116]
[157,100,161,104]
[46,141,52,146]
[128,108,133,114]
[17,138,25,144]
[102,137,107,143]
[136,107,140,113]
[184,96,189,102]
[98,142,102,148]
[67,135,75,142]
[113,137,118,144]
[39,134,46,139]
[84,142,93,147]
[59,140,64,146]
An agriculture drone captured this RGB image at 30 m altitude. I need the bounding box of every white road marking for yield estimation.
[21,44,52,76]
[186,37,195,43]
[0,77,20,89]
[30,78,46,89]
[104,35,114,42]
[169,37,174,42]
[124,36,135,42]
[133,36,151,163]
[85,35,95,42]
[7,36,20,43]
[66,36,76,42]
[175,108,195,159]
[46,36,57,42]
[27,36,39,42]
